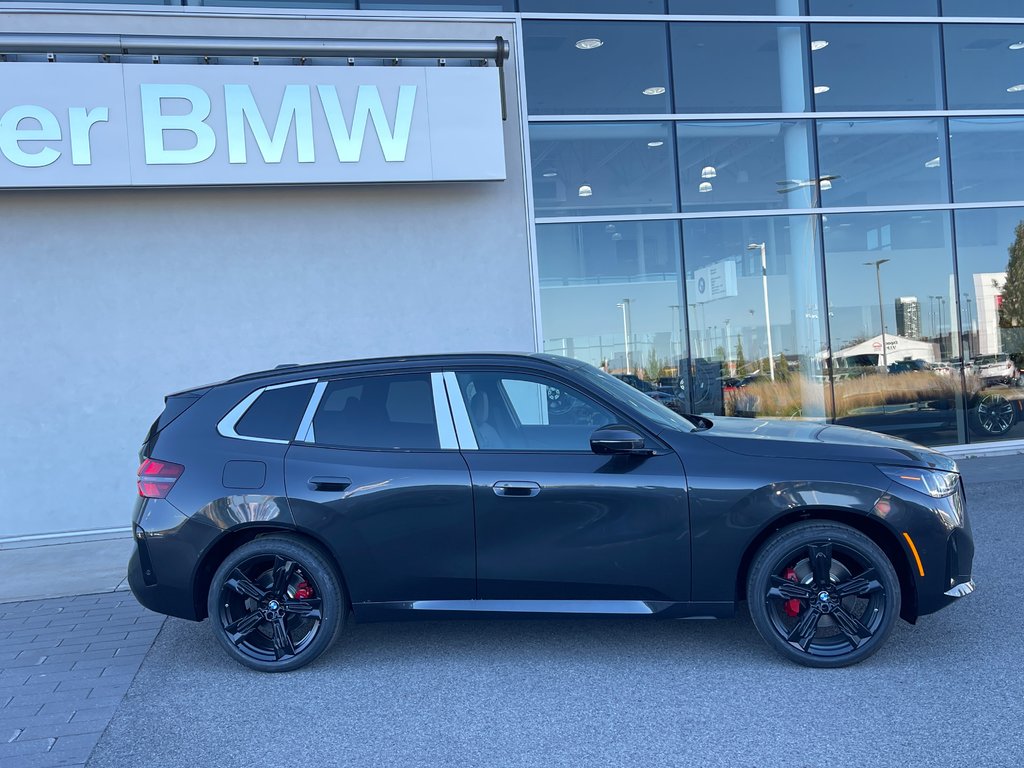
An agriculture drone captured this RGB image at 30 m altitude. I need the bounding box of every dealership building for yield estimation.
[2,0,1024,542]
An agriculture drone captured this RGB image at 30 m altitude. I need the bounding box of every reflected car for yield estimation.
[971,354,1020,386]
[130,353,974,672]
[888,359,931,375]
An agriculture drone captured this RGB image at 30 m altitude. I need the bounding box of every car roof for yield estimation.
[170,352,582,396]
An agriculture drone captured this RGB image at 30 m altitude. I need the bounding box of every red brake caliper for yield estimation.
[783,567,802,617]
[294,581,315,600]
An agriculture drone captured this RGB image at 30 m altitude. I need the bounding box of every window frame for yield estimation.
[217,378,318,445]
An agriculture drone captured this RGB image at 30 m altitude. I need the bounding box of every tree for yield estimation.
[734,338,747,375]
[1002,220,1024,329]
[643,348,663,383]
[776,353,790,381]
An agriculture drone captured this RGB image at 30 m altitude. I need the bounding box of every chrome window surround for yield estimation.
[431,372,460,450]
[442,371,479,450]
[216,378,318,445]
[295,380,328,443]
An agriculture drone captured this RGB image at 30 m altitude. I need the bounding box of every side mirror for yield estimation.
[591,425,648,455]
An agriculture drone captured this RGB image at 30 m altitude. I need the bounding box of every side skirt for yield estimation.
[350,599,735,622]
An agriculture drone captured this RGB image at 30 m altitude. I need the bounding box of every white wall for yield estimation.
[0,9,534,537]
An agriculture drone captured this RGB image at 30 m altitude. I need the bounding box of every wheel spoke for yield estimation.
[226,569,266,601]
[785,606,823,651]
[224,611,264,646]
[831,606,874,649]
[767,576,815,601]
[808,543,833,587]
[271,617,296,660]
[282,598,322,620]
[834,568,884,599]
[271,557,296,597]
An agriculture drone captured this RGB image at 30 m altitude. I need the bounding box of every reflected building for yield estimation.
[896,297,922,340]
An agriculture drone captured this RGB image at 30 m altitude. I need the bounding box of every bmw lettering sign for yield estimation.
[0,63,506,188]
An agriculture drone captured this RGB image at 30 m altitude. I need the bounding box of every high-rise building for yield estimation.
[896,297,922,340]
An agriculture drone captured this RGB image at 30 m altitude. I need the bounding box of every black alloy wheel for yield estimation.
[208,535,345,672]
[969,393,1016,437]
[747,522,900,668]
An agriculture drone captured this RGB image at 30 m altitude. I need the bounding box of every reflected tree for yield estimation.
[1002,221,1024,367]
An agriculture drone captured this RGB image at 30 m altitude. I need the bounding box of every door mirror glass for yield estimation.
[590,425,647,454]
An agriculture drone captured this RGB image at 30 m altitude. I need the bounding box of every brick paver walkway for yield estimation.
[0,592,164,768]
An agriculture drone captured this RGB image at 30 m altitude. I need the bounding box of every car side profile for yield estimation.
[129,353,974,672]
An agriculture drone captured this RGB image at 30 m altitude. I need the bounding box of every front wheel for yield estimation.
[208,535,346,672]
[747,521,900,668]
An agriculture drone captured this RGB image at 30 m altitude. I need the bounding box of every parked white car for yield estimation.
[971,354,1020,386]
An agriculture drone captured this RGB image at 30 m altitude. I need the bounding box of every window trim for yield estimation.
[217,378,318,445]
[294,380,328,443]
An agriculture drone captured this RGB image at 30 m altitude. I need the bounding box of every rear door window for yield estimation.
[313,374,439,450]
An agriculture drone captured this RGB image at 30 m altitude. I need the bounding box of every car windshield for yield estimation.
[573,364,699,433]
[974,355,1006,365]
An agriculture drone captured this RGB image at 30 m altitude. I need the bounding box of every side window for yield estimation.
[312,374,439,450]
[234,383,314,441]
[456,371,617,451]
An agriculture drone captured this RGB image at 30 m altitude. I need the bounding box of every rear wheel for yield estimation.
[747,521,900,668]
[207,535,345,672]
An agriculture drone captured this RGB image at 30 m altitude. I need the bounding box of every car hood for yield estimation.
[688,416,957,471]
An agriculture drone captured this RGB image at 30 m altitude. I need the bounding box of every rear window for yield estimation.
[313,374,439,450]
[234,383,315,441]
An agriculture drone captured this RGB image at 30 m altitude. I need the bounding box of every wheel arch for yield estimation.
[734,507,919,623]
[191,523,352,621]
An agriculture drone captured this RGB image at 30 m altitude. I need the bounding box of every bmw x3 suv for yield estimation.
[129,353,975,671]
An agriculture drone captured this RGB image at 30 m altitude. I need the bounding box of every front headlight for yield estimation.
[878,465,960,498]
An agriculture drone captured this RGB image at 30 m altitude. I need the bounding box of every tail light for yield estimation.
[137,458,184,499]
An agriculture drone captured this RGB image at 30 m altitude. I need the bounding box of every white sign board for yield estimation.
[0,62,506,188]
[688,260,739,304]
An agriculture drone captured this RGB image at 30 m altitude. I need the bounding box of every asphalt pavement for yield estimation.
[79,455,1023,768]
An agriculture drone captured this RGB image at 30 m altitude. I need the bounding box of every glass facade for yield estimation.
[523,7,1024,448]
[8,0,1024,447]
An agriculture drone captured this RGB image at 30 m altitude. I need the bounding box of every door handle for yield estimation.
[493,481,541,498]
[308,476,352,492]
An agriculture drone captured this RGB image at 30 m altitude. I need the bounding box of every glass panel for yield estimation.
[822,211,965,446]
[953,208,1024,443]
[671,23,810,113]
[678,120,817,212]
[523,21,672,115]
[950,118,1024,203]
[681,215,829,421]
[809,24,942,110]
[668,0,803,13]
[455,371,618,451]
[538,220,688,408]
[943,0,1024,17]
[197,0,354,6]
[359,0,511,9]
[521,0,665,11]
[313,375,439,450]
[531,123,678,217]
[944,25,1024,109]
[808,0,938,14]
[816,119,949,207]
[235,384,315,441]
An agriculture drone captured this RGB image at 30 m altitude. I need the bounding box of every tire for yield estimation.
[746,521,900,668]
[207,534,346,673]
[968,393,1016,437]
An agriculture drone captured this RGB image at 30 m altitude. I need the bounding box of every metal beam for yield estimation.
[0,33,510,62]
